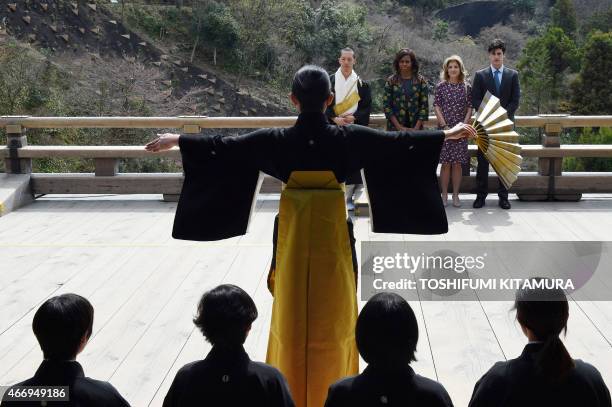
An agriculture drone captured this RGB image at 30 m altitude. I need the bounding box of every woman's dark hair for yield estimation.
[514,278,574,382]
[193,284,258,346]
[356,292,418,367]
[291,65,332,112]
[393,48,420,77]
[33,293,94,360]
[488,38,506,54]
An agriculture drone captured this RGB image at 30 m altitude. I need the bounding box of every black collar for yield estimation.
[34,360,85,382]
[205,345,251,366]
[520,342,546,358]
[294,111,330,131]
[362,363,416,380]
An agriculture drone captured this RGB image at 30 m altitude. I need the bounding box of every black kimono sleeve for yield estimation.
[173,130,271,241]
[346,125,447,234]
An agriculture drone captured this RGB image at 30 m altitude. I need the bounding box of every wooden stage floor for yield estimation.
[1,194,611,406]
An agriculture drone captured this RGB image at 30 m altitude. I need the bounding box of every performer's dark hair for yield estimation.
[193,284,258,346]
[393,48,419,77]
[291,65,332,112]
[514,278,574,383]
[488,38,506,54]
[356,292,418,366]
[33,293,94,360]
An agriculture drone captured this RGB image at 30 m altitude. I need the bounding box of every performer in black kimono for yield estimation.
[146,65,473,239]
[325,47,372,210]
[146,65,474,407]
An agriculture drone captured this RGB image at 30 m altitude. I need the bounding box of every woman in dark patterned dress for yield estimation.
[434,55,473,207]
[383,48,429,131]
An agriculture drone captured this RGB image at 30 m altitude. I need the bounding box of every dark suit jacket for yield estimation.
[471,66,520,119]
[162,345,294,407]
[0,360,130,407]
[469,343,612,407]
[326,73,372,126]
[174,111,448,241]
[324,364,453,407]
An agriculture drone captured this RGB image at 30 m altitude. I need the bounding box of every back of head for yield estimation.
[193,284,258,346]
[33,294,94,360]
[356,292,418,367]
[514,278,574,382]
[291,65,331,112]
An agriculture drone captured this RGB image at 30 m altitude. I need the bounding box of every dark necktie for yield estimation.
[494,70,501,95]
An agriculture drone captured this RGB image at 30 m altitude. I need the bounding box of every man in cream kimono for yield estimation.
[326,47,372,210]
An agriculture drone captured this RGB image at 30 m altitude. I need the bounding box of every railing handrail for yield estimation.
[2,145,612,158]
[1,114,612,129]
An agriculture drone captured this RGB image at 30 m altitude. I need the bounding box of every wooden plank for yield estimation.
[2,115,611,130]
[0,247,110,335]
[30,174,281,195]
[77,248,212,382]
[0,199,81,242]
[0,247,137,382]
[1,146,179,159]
[0,199,137,291]
[420,300,505,407]
[21,172,612,197]
[10,199,110,245]
[521,145,612,158]
[104,247,241,406]
[3,145,612,160]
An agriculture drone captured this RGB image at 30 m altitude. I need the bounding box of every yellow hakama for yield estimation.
[266,171,359,407]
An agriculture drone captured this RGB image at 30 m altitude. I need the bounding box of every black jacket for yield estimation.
[324,364,453,407]
[471,66,520,119]
[0,360,130,407]
[326,73,372,126]
[162,345,294,407]
[469,343,611,407]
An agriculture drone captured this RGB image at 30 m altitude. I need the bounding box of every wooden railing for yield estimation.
[1,114,612,202]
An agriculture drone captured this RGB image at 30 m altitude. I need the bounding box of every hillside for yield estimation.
[0,0,290,118]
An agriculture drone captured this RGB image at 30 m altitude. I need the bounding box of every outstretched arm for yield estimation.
[145,133,180,152]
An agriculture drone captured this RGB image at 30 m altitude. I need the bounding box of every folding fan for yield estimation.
[472,92,523,189]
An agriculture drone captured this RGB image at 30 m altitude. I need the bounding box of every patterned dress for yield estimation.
[434,81,472,164]
[383,74,429,130]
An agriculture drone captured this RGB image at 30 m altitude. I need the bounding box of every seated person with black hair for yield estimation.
[324,292,453,407]
[0,293,130,407]
[469,278,611,407]
[163,284,295,407]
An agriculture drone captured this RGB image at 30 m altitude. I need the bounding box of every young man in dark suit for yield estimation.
[471,39,520,210]
[0,294,130,407]
[162,284,295,407]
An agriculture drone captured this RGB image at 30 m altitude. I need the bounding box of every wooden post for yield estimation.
[94,158,119,176]
[518,115,581,201]
[539,122,562,177]
[540,118,581,201]
[5,120,32,174]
